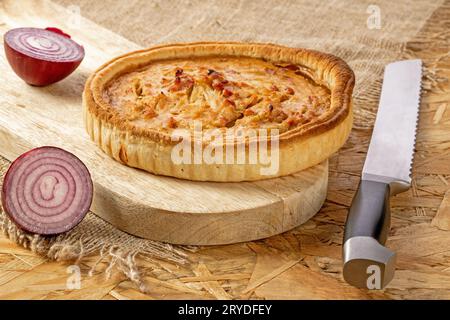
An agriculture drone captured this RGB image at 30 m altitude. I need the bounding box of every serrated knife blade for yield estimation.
[362,59,422,189]
[343,59,422,289]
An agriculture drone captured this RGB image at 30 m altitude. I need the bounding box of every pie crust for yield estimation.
[83,42,354,181]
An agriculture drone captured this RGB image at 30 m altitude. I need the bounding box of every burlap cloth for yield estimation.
[0,0,446,291]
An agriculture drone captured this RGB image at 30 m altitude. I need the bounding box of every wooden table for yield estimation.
[0,2,449,300]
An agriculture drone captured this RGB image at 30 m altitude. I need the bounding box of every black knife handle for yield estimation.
[342,180,396,289]
[344,180,391,244]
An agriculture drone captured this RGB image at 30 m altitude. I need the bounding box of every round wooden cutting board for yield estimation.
[91,161,328,245]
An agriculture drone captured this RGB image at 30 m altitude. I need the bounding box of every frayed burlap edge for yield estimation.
[0,210,189,293]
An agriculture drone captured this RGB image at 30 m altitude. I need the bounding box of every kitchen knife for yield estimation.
[343,59,422,289]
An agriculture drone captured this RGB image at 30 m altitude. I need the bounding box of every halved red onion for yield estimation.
[1,147,93,235]
[4,27,85,86]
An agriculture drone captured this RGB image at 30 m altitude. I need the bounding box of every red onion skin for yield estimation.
[1,146,93,235]
[4,41,83,87]
[45,27,71,39]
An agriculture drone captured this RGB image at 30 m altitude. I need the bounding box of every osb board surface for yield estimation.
[0,2,450,299]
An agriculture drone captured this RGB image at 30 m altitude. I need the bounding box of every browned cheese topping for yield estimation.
[104,57,331,133]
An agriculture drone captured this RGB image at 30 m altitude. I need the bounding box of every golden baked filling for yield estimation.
[103,57,330,133]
